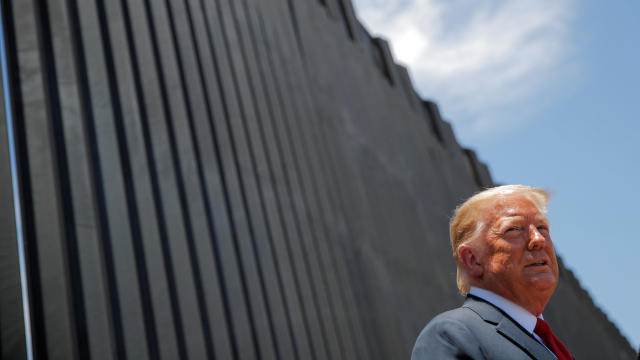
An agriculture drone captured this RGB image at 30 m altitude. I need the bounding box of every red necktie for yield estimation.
[534,318,573,360]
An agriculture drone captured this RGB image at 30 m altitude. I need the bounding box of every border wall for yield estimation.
[0,0,635,358]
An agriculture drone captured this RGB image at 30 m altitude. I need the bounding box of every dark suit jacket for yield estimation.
[411,295,558,360]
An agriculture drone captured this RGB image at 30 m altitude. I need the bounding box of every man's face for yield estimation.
[477,194,559,312]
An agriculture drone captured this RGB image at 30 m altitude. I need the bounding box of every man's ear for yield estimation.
[459,245,483,278]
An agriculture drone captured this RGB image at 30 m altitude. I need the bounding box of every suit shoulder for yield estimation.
[418,305,495,343]
[412,307,486,360]
[426,306,485,329]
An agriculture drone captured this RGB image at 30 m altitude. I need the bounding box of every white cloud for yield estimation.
[352,0,575,142]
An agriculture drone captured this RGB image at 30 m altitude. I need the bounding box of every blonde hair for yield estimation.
[449,185,550,294]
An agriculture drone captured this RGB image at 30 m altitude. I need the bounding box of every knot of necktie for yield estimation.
[534,318,573,360]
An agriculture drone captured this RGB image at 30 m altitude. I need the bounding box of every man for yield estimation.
[412,185,573,359]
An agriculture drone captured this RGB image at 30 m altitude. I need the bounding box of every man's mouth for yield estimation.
[527,260,548,267]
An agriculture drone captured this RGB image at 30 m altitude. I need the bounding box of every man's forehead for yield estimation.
[499,210,548,221]
[487,195,548,222]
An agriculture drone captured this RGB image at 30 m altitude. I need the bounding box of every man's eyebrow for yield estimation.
[536,216,549,223]
[493,215,523,225]
[500,213,525,219]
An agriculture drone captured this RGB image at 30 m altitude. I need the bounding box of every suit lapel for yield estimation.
[464,296,556,360]
[496,317,556,360]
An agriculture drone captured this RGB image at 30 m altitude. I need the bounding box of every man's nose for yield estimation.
[527,225,546,250]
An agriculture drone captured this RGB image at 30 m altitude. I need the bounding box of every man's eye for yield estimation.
[506,227,520,232]
[537,226,548,232]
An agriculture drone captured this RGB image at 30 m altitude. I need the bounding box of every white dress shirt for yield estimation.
[469,287,557,358]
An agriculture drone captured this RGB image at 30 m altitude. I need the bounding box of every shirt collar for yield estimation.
[469,286,542,335]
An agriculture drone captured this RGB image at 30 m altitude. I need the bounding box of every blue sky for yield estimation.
[353,0,640,349]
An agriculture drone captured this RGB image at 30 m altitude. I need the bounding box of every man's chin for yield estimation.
[527,275,558,292]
